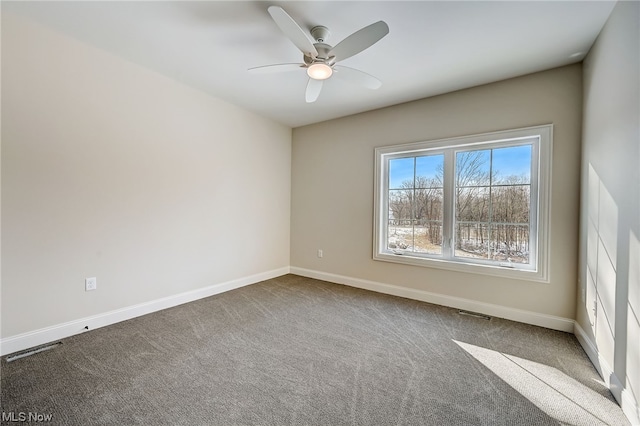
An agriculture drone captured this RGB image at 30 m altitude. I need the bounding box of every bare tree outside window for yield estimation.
[454,146,532,264]
[388,155,444,254]
[388,146,532,263]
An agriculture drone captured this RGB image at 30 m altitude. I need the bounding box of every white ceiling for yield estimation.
[4,1,616,128]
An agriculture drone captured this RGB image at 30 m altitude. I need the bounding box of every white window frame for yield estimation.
[373,125,552,283]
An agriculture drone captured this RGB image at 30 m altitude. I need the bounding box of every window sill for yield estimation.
[373,251,549,283]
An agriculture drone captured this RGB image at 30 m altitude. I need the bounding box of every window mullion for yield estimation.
[488,149,494,260]
[442,149,455,259]
[412,157,417,253]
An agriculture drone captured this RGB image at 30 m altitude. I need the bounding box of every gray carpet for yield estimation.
[0,274,629,425]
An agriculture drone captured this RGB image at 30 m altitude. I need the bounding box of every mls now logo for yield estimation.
[1,412,53,422]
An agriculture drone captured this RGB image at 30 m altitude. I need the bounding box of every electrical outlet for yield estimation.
[85,277,97,291]
[317,249,323,258]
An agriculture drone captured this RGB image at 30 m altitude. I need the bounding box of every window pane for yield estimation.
[415,187,443,220]
[389,157,414,189]
[454,145,533,266]
[389,189,412,222]
[388,220,412,251]
[493,145,532,184]
[456,150,490,187]
[414,223,442,254]
[456,187,489,222]
[490,185,530,223]
[416,155,444,188]
[388,188,413,251]
[455,222,489,259]
[489,224,530,264]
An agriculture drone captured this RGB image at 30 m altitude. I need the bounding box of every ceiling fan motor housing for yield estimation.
[304,43,335,66]
[310,26,330,43]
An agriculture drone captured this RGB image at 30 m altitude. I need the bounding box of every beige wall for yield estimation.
[578,1,639,421]
[1,13,291,338]
[291,65,582,321]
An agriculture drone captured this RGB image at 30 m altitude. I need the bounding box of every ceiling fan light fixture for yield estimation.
[307,63,333,80]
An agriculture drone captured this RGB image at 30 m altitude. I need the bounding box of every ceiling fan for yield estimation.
[249,6,389,103]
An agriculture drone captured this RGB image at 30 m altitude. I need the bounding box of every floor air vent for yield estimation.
[6,342,62,362]
[458,310,492,320]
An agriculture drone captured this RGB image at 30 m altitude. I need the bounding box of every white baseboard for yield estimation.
[573,322,615,387]
[621,387,640,426]
[290,267,575,332]
[0,267,290,357]
[574,322,640,425]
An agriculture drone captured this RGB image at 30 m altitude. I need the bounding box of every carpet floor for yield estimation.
[0,274,630,425]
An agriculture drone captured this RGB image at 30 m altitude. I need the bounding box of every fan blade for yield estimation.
[248,63,305,74]
[329,21,389,62]
[305,78,323,103]
[333,65,382,90]
[267,6,318,58]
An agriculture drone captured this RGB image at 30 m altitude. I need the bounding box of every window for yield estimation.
[374,125,552,282]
